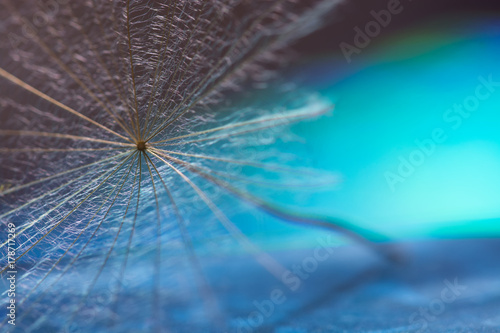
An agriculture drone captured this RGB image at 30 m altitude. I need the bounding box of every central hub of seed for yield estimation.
[136,141,147,151]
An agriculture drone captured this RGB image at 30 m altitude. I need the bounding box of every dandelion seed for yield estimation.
[0,1,394,331]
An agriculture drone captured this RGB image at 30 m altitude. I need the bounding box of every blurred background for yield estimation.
[241,0,500,246]
[216,1,500,332]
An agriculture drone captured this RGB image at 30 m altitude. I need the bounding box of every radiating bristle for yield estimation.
[0,1,394,332]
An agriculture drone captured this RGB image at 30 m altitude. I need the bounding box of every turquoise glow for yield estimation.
[289,17,500,240]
